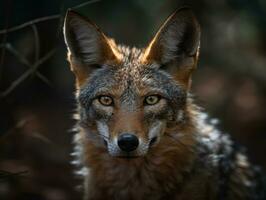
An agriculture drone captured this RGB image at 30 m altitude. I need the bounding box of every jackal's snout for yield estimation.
[105,111,150,157]
[105,117,165,157]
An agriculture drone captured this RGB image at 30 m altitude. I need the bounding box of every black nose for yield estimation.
[117,133,139,152]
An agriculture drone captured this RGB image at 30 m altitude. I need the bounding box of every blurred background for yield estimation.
[0,0,266,199]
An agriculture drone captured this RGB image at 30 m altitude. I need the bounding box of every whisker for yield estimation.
[80,121,110,140]
[96,132,110,140]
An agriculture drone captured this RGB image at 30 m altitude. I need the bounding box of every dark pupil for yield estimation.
[147,96,157,104]
[148,97,154,102]
[101,97,111,104]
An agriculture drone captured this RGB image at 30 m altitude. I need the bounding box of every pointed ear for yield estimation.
[142,7,200,89]
[63,10,121,86]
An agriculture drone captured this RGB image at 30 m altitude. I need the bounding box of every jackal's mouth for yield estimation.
[149,136,158,147]
[117,154,140,159]
[103,139,108,147]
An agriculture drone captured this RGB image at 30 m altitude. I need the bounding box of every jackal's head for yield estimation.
[64,8,200,158]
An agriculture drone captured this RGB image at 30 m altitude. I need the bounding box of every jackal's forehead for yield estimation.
[78,46,186,106]
[114,46,145,82]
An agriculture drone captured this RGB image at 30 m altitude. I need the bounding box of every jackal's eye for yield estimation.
[98,96,113,106]
[144,95,161,105]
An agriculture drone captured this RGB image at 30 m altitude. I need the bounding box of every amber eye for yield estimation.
[98,96,113,106]
[144,95,161,105]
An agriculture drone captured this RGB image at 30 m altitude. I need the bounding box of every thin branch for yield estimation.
[0,48,56,97]
[1,43,31,66]
[0,170,28,182]
[0,36,7,82]
[31,24,40,62]
[0,119,29,140]
[72,0,101,9]
[0,0,11,83]
[0,43,52,87]
[0,0,102,35]
[0,14,60,34]
[34,73,53,87]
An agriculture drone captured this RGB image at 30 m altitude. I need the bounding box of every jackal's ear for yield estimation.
[142,7,200,89]
[63,10,120,86]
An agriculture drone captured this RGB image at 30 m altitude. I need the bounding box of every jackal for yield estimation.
[63,7,265,200]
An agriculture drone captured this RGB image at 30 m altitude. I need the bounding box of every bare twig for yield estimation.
[0,117,53,145]
[0,35,7,82]
[0,14,60,35]
[0,43,52,87]
[31,24,40,62]
[1,43,31,66]
[0,0,12,83]
[72,0,101,9]
[0,119,29,140]
[0,170,28,182]
[0,48,56,97]
[34,72,53,87]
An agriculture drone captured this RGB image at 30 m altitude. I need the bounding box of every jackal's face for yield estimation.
[64,8,200,158]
